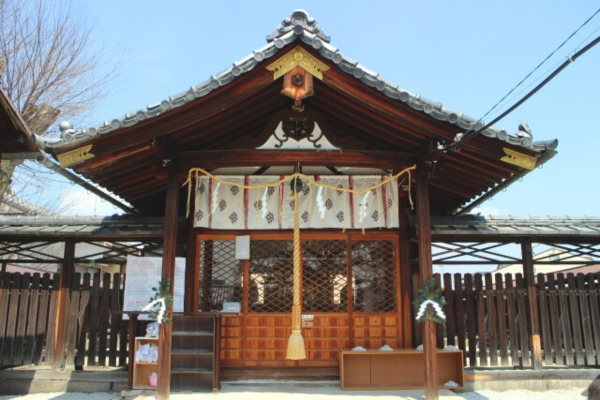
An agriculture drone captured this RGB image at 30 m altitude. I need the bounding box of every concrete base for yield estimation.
[462,367,599,392]
[0,369,128,395]
[0,366,597,396]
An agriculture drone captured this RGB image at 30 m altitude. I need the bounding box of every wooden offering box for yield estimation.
[340,349,464,390]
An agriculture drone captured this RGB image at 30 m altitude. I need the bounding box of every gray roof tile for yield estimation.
[429,215,600,238]
[42,10,558,154]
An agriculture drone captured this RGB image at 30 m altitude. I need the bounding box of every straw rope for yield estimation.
[183,165,416,218]
[287,190,306,360]
[292,192,301,307]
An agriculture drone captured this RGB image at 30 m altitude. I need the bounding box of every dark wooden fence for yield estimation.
[0,271,134,368]
[437,272,600,367]
[1,270,599,369]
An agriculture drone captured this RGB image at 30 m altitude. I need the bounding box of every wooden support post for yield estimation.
[521,239,542,370]
[127,313,138,388]
[52,239,75,371]
[185,201,198,312]
[1,262,6,274]
[398,191,413,348]
[416,173,439,399]
[157,174,180,400]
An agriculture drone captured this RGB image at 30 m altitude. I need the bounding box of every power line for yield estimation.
[449,7,600,148]
[448,34,600,149]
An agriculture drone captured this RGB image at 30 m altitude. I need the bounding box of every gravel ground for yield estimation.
[0,387,591,400]
[458,388,588,399]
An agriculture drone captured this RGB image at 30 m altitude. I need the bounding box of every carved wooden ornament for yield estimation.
[57,144,94,168]
[501,148,537,170]
[266,46,330,80]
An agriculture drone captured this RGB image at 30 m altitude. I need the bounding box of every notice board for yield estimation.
[123,256,185,320]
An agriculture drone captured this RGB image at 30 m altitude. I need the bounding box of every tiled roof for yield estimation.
[430,215,600,238]
[36,10,558,153]
[0,215,598,240]
[0,215,174,238]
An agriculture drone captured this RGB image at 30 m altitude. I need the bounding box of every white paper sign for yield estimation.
[123,256,185,320]
[236,235,250,260]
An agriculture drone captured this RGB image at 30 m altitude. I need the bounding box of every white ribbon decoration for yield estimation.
[142,298,167,324]
[415,299,446,321]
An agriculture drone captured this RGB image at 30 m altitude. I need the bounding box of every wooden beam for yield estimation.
[522,239,543,370]
[253,166,270,176]
[178,150,414,173]
[52,239,75,371]
[415,173,439,399]
[326,166,343,175]
[74,145,152,171]
[157,174,180,400]
[398,191,413,348]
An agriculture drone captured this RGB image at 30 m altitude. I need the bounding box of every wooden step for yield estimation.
[221,366,340,381]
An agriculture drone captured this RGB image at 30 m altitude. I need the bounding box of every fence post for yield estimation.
[52,239,76,371]
[521,240,542,370]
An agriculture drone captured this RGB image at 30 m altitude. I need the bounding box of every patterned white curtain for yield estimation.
[193,175,399,230]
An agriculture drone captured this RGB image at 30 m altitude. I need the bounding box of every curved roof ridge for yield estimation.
[38,10,558,153]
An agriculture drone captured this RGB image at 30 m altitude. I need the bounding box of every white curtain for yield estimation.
[193,175,399,230]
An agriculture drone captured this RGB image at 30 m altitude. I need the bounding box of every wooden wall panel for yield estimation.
[353,313,399,350]
[220,315,243,365]
[300,314,351,366]
[219,312,404,367]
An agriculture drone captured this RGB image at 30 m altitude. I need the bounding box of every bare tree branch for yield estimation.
[0,0,118,134]
[0,0,120,212]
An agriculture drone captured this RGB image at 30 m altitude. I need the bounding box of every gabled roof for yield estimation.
[38,10,556,153]
[34,10,558,217]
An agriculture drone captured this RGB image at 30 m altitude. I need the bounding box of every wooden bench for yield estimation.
[340,349,464,390]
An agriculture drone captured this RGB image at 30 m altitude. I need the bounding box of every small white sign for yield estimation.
[236,235,250,260]
[302,314,314,328]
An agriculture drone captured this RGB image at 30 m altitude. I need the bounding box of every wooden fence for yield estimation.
[1,270,599,369]
[437,272,600,367]
[0,271,134,368]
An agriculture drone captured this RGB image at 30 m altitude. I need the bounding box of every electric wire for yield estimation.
[486,23,600,123]
[479,7,600,123]
[449,7,600,148]
[448,34,600,149]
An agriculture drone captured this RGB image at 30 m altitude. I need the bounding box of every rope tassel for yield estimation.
[286,190,306,360]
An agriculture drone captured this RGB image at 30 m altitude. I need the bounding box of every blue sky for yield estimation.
[61,1,600,217]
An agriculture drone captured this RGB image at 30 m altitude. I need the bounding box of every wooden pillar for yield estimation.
[1,262,6,274]
[521,239,543,370]
[415,174,439,399]
[185,201,198,312]
[127,313,138,388]
[52,239,75,371]
[398,191,413,348]
[157,174,180,400]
